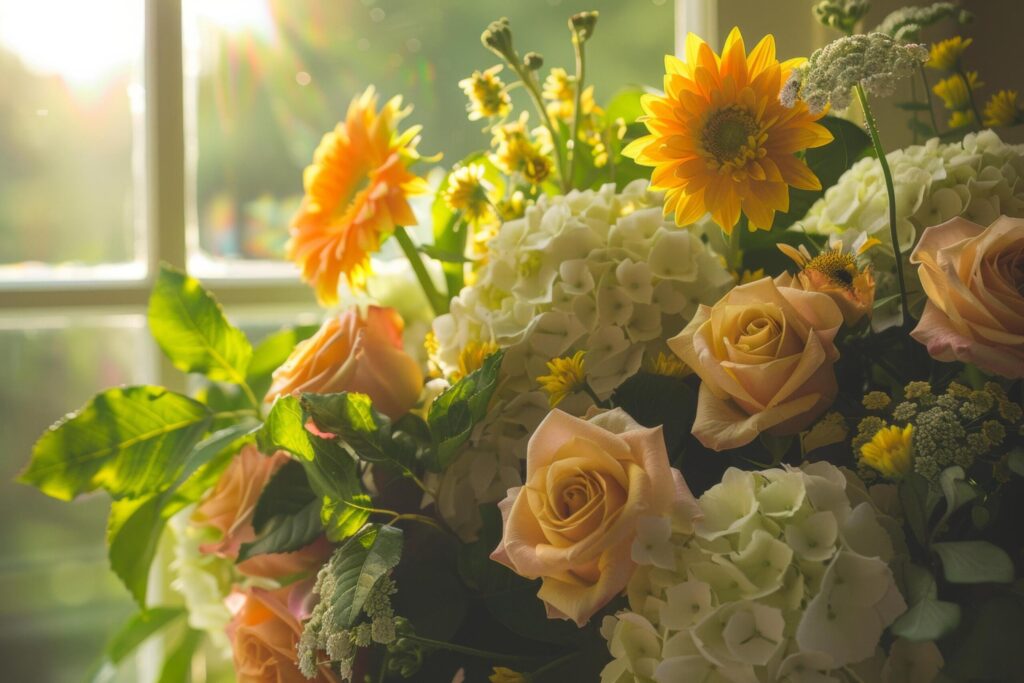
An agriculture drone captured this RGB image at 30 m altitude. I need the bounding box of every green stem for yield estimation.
[955,67,985,130]
[515,64,568,190]
[393,226,448,315]
[727,221,743,273]
[402,633,541,665]
[567,34,587,189]
[211,408,260,421]
[530,651,584,680]
[918,65,941,135]
[854,83,910,326]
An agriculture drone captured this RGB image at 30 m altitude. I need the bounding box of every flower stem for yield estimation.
[917,65,941,136]
[955,67,985,130]
[517,66,568,191]
[402,633,542,665]
[854,83,910,326]
[567,34,587,189]
[393,226,448,315]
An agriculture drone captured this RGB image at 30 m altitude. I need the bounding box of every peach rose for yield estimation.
[266,306,423,419]
[910,215,1024,378]
[228,585,339,683]
[668,277,844,451]
[195,445,331,580]
[490,409,699,627]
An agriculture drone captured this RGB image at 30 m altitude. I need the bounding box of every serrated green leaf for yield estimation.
[252,459,316,531]
[302,392,415,471]
[246,324,319,398]
[258,395,314,461]
[148,264,252,383]
[19,386,212,501]
[156,628,202,683]
[934,541,1015,584]
[903,563,938,605]
[302,435,372,541]
[891,598,961,641]
[427,350,504,471]
[238,498,323,562]
[319,525,403,629]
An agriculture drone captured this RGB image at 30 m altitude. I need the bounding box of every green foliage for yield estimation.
[247,324,319,397]
[314,524,403,631]
[899,472,935,547]
[302,392,416,471]
[392,525,468,640]
[239,459,322,561]
[257,395,314,461]
[890,564,960,641]
[107,421,255,605]
[156,628,203,683]
[19,386,213,501]
[304,435,373,542]
[147,264,253,385]
[89,606,186,681]
[933,541,1015,584]
[427,350,505,471]
[612,372,696,457]
[943,593,1024,680]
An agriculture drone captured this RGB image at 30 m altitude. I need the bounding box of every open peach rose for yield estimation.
[490,409,699,627]
[228,585,340,683]
[668,277,844,451]
[195,445,331,581]
[910,215,1024,378]
[266,305,423,419]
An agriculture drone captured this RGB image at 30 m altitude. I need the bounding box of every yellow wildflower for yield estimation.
[522,150,553,187]
[542,67,576,120]
[948,110,975,129]
[928,36,971,71]
[932,71,982,111]
[801,412,849,454]
[491,113,538,175]
[444,164,495,224]
[643,351,691,378]
[860,424,914,478]
[983,89,1022,127]
[424,330,442,378]
[537,350,587,407]
[459,65,511,121]
[490,668,528,683]
[738,268,765,284]
[496,190,527,221]
[456,340,500,381]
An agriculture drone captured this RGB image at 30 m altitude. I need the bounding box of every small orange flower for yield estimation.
[288,87,429,304]
[625,28,833,233]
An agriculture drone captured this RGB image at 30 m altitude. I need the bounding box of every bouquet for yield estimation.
[20,2,1024,681]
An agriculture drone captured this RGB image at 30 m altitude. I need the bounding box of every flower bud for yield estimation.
[569,11,598,42]
[481,17,515,61]
[523,51,544,70]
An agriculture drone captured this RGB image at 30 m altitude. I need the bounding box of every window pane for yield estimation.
[0,1,145,274]
[185,0,674,264]
[0,316,153,683]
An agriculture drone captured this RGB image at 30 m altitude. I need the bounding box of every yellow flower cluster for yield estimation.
[927,35,1023,131]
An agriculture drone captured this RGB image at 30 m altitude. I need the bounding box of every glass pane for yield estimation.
[0,315,153,683]
[185,0,674,264]
[0,1,145,275]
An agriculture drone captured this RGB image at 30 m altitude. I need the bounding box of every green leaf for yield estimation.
[156,628,203,683]
[933,540,1015,584]
[148,264,252,383]
[252,459,316,531]
[903,563,939,605]
[899,473,933,547]
[427,350,504,471]
[19,386,212,501]
[418,244,471,263]
[891,598,961,641]
[258,395,314,461]
[246,324,319,398]
[612,373,696,456]
[238,499,323,561]
[943,594,1024,680]
[1007,447,1024,477]
[302,435,372,541]
[104,607,185,666]
[302,392,415,471]
[934,465,977,538]
[107,421,254,606]
[604,87,645,126]
[315,525,403,629]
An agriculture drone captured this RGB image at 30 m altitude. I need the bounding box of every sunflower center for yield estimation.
[700,106,762,168]
[805,250,858,290]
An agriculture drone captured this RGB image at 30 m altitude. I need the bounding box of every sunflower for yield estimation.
[624,28,833,233]
[288,87,429,304]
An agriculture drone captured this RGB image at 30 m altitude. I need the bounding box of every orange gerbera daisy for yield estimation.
[624,28,833,233]
[288,87,429,304]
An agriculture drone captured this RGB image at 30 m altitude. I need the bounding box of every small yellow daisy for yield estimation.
[928,36,972,71]
[537,350,587,407]
[983,89,1022,127]
[932,71,982,111]
[459,65,511,121]
[860,424,914,478]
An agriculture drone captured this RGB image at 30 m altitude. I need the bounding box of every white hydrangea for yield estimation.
[428,180,732,539]
[602,462,913,683]
[798,130,1024,325]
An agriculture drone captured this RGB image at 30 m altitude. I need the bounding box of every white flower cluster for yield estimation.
[432,179,732,397]
[601,462,915,683]
[873,1,972,42]
[428,180,731,539]
[799,130,1024,324]
[781,33,928,113]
